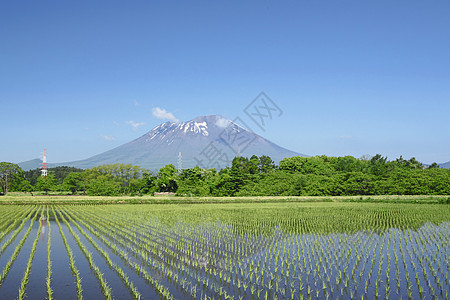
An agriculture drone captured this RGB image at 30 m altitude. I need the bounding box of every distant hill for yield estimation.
[439,161,450,169]
[18,158,43,171]
[19,115,305,171]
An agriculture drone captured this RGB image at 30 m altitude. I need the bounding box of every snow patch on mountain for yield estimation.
[18,115,304,171]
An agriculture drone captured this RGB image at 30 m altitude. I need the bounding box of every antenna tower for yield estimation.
[41,149,48,177]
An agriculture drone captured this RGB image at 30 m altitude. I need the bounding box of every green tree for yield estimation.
[368,154,388,176]
[156,164,178,192]
[279,156,333,175]
[35,174,57,195]
[17,180,34,194]
[279,156,307,173]
[329,156,366,173]
[226,157,258,196]
[90,163,144,193]
[340,172,379,195]
[85,175,121,196]
[140,172,157,194]
[0,162,25,194]
[391,156,423,170]
[428,162,439,169]
[177,166,215,196]
[63,172,84,194]
[24,166,84,186]
[211,168,234,196]
[258,155,276,173]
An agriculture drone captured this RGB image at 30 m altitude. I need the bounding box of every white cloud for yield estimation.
[133,100,140,107]
[102,135,116,141]
[215,117,231,128]
[152,107,179,123]
[126,120,146,130]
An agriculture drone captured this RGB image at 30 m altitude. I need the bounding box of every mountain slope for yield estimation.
[18,158,43,171]
[24,115,304,171]
[439,161,450,169]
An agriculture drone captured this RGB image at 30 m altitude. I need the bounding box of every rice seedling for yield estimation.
[46,206,53,300]
[17,207,44,299]
[56,209,113,299]
[0,202,447,299]
[0,207,39,286]
[53,207,83,300]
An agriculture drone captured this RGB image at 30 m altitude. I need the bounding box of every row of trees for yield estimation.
[1,154,450,196]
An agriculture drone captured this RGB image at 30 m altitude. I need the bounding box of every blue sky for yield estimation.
[1,1,449,164]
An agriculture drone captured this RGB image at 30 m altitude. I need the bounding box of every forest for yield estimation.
[1,154,449,197]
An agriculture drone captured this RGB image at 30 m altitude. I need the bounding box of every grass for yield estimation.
[1,192,449,205]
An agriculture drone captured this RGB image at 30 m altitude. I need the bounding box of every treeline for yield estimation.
[24,166,84,186]
[1,154,450,196]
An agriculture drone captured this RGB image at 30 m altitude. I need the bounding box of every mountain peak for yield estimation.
[19,115,304,171]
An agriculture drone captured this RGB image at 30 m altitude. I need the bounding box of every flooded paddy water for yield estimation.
[0,202,448,299]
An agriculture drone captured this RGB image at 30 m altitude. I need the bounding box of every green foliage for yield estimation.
[428,162,439,169]
[85,175,121,196]
[156,164,178,193]
[17,180,34,194]
[36,174,58,194]
[177,166,216,196]
[82,163,148,195]
[239,154,450,197]
[13,154,450,197]
[258,155,276,173]
[140,172,157,194]
[279,156,334,175]
[24,166,83,185]
[0,162,28,194]
[63,172,84,195]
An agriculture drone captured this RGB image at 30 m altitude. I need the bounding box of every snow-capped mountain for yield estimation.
[19,115,305,171]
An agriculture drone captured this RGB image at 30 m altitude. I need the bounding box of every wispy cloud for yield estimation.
[215,117,231,128]
[133,100,140,107]
[339,135,353,140]
[152,107,179,123]
[126,120,146,130]
[102,135,116,141]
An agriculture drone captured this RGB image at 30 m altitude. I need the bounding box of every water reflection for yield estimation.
[41,215,46,241]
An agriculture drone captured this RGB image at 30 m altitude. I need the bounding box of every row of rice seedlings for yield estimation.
[17,206,44,299]
[0,207,35,254]
[74,207,179,298]
[46,206,53,300]
[59,208,142,300]
[0,206,33,239]
[0,207,39,286]
[406,224,449,298]
[0,206,23,228]
[129,213,288,299]
[62,204,449,300]
[76,206,337,299]
[53,207,83,300]
[0,206,13,222]
[144,205,445,299]
[55,209,113,300]
[64,206,175,300]
[76,207,241,299]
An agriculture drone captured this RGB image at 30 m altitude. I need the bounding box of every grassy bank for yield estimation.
[1,192,449,205]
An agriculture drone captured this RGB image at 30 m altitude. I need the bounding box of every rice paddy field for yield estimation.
[0,202,448,300]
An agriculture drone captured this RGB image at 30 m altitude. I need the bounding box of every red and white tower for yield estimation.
[41,149,48,177]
